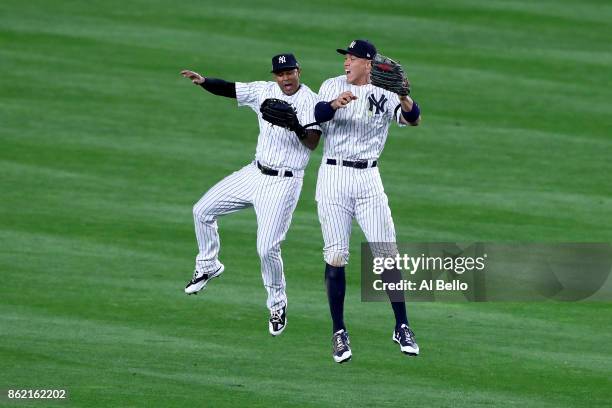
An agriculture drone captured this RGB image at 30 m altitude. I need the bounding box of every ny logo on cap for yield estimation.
[349,41,356,48]
[278,56,286,63]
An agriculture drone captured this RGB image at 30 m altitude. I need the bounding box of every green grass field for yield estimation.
[1,0,611,406]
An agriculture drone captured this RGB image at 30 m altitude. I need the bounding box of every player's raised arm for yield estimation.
[368,55,421,126]
[180,70,237,98]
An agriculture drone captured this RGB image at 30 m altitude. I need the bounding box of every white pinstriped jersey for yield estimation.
[318,75,404,161]
[236,82,320,171]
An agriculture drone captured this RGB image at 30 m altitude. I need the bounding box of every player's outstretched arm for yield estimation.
[180,70,236,98]
[181,70,205,84]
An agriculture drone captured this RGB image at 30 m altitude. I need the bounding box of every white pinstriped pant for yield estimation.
[315,161,397,266]
[192,162,303,311]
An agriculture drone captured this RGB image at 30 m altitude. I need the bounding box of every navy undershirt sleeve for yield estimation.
[200,78,236,98]
[314,101,336,123]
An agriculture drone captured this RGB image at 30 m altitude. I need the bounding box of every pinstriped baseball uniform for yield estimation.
[193,81,319,312]
[316,75,405,266]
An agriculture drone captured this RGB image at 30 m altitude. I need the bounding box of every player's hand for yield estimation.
[331,91,357,110]
[181,70,205,85]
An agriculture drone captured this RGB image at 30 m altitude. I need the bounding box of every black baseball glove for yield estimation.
[260,98,305,138]
[370,54,411,96]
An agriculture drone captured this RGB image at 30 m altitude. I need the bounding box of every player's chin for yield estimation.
[281,83,298,95]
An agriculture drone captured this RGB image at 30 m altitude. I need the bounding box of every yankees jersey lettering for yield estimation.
[318,75,404,161]
[236,81,320,172]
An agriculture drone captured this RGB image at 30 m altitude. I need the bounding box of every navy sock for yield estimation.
[391,302,409,330]
[325,263,346,333]
[382,267,409,330]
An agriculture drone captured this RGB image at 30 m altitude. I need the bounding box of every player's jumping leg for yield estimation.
[187,164,258,294]
[317,199,354,363]
[355,187,419,356]
[254,175,303,336]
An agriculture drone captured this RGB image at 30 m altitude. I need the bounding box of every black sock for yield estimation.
[325,263,346,333]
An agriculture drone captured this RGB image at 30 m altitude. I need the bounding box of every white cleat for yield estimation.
[184,264,225,295]
[392,324,419,356]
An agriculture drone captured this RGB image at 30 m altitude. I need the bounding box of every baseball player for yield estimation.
[180,53,321,336]
[314,40,422,362]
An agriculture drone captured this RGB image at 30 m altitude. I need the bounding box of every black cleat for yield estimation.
[393,324,419,356]
[269,306,287,336]
[332,329,352,363]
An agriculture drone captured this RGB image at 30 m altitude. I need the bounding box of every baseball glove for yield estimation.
[260,98,304,135]
[370,54,411,96]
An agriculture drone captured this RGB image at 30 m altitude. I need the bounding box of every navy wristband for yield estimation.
[314,101,336,123]
[401,102,420,123]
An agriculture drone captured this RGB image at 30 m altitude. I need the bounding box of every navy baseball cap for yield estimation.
[336,39,377,60]
[271,53,300,73]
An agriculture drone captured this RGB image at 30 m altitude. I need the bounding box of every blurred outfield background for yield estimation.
[1,0,611,406]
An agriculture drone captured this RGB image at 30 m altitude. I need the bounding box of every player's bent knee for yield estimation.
[193,203,214,223]
[324,251,349,267]
[192,204,204,221]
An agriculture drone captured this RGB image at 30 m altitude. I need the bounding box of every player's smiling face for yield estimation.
[344,54,371,86]
[273,68,301,96]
